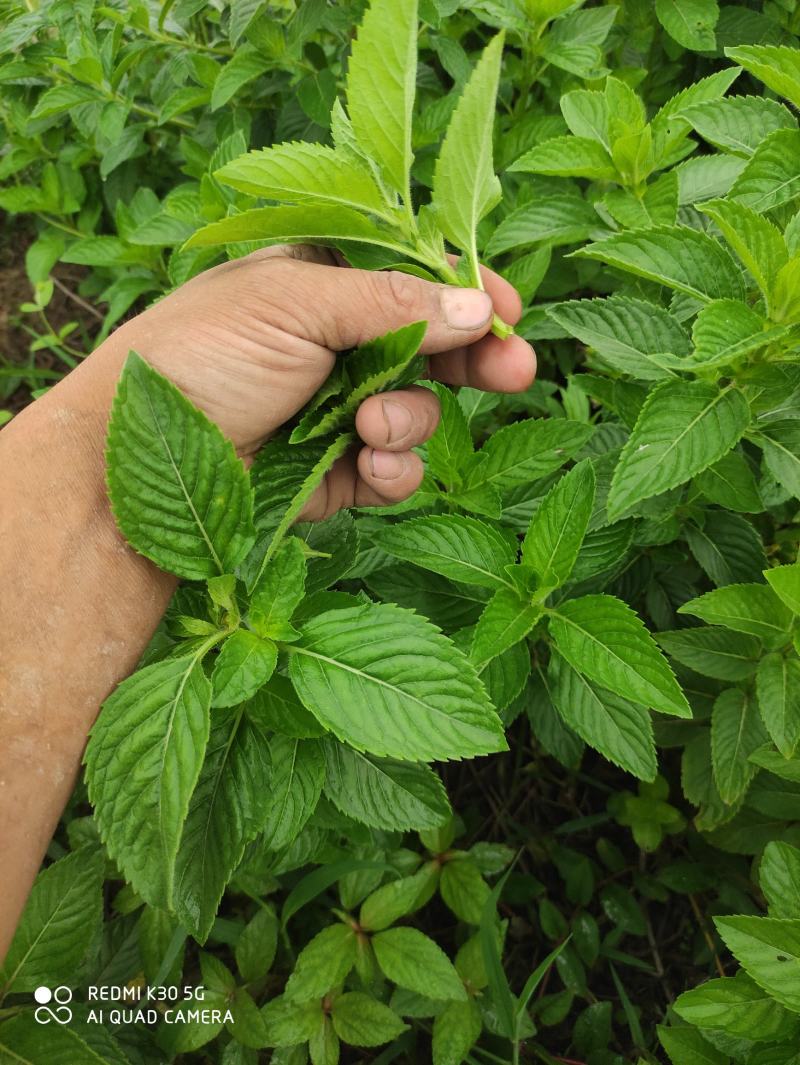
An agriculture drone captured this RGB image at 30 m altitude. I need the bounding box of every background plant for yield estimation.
[3,1,800,1064]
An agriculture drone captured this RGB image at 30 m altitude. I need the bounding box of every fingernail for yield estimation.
[370,449,405,480]
[382,398,413,444]
[442,288,493,330]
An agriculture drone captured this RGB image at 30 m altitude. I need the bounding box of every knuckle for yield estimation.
[383,270,425,314]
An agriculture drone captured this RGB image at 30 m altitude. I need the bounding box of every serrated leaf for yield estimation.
[85,654,211,909]
[684,94,797,158]
[236,906,278,984]
[106,352,254,580]
[466,418,593,492]
[686,511,767,587]
[174,706,272,941]
[261,736,325,851]
[432,998,483,1065]
[521,460,595,591]
[759,422,800,499]
[658,1024,727,1065]
[673,970,796,1041]
[549,652,657,781]
[470,588,541,668]
[380,514,518,589]
[607,381,750,519]
[576,226,746,302]
[548,296,691,379]
[510,136,617,180]
[250,537,307,639]
[215,143,392,217]
[0,849,104,994]
[690,299,774,367]
[433,33,504,270]
[247,673,327,739]
[679,583,794,641]
[440,858,490,925]
[655,0,719,51]
[331,992,407,1046]
[346,0,417,194]
[695,450,763,513]
[211,47,268,110]
[426,383,474,489]
[657,627,761,681]
[373,927,466,1001]
[715,916,800,1013]
[484,195,597,256]
[760,841,800,919]
[699,199,788,310]
[211,630,278,708]
[711,688,766,803]
[729,129,800,213]
[757,654,800,758]
[360,865,438,932]
[322,738,451,830]
[285,923,358,1002]
[548,594,691,718]
[289,603,505,761]
[260,994,322,1046]
[765,563,800,616]
[726,45,800,110]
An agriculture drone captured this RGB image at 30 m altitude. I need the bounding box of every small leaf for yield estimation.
[760,841,800,919]
[684,94,797,157]
[285,923,357,1002]
[522,460,596,591]
[657,627,761,681]
[432,998,483,1065]
[250,537,307,639]
[655,0,719,51]
[467,418,593,492]
[711,689,766,804]
[510,136,617,180]
[679,583,794,641]
[699,199,788,310]
[373,927,466,1001]
[726,45,800,110]
[715,916,800,1013]
[729,129,800,213]
[380,514,518,589]
[331,992,407,1046]
[440,858,490,925]
[211,630,278,708]
[261,736,325,852]
[757,654,800,758]
[470,588,542,668]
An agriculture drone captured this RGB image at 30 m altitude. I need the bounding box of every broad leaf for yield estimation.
[684,94,797,157]
[685,511,767,587]
[331,992,407,1046]
[484,193,596,256]
[510,136,617,180]
[657,627,761,681]
[289,603,506,761]
[679,583,794,642]
[548,594,691,717]
[106,352,254,579]
[432,999,483,1065]
[372,927,466,1001]
[261,735,325,851]
[467,418,593,492]
[379,515,518,590]
[673,970,796,1040]
[470,588,542,668]
[250,536,307,640]
[85,654,212,909]
[765,563,800,615]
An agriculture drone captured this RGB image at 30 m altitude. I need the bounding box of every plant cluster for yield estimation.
[3,1,800,1063]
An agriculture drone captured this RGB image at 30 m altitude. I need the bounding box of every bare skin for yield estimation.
[0,245,535,960]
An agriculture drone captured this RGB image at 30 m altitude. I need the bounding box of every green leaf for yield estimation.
[759,422,800,499]
[85,653,211,909]
[470,588,542,668]
[715,915,800,1012]
[607,382,750,519]
[699,199,788,310]
[673,970,796,1040]
[379,515,518,589]
[726,45,800,111]
[372,927,466,1001]
[211,630,278,708]
[510,136,617,180]
[250,537,307,640]
[426,383,474,490]
[360,865,438,932]
[186,204,411,257]
[549,652,657,781]
[729,129,800,213]
[657,627,761,681]
[467,418,593,492]
[440,858,490,925]
[679,583,794,641]
[433,32,504,273]
[285,923,358,1002]
[346,0,417,194]
[711,688,766,804]
[484,195,597,256]
[106,352,254,580]
[686,512,767,588]
[247,674,327,739]
[174,706,272,942]
[261,736,325,851]
[684,94,797,157]
[522,460,596,591]
[548,594,691,718]
[215,142,392,217]
[583,227,747,304]
[690,299,776,368]
[289,603,506,761]
[765,563,800,615]
[236,905,279,984]
[260,994,322,1046]
[331,992,407,1046]
[322,739,451,830]
[0,849,104,994]
[694,450,763,513]
[211,47,269,110]
[432,998,483,1065]
[760,841,800,919]
[548,296,691,379]
[757,654,800,758]
[655,0,719,51]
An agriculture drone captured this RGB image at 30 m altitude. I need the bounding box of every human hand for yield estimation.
[77,245,537,516]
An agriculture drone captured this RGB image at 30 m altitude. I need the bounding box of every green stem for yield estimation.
[434,259,516,340]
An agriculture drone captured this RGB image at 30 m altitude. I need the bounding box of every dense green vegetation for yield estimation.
[3,1,800,1062]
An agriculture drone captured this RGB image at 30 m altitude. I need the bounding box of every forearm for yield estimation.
[0,351,176,960]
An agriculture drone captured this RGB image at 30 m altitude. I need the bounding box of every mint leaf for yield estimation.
[607,381,750,520]
[715,916,800,1013]
[346,0,417,195]
[576,226,746,302]
[711,689,766,804]
[380,515,518,589]
[726,45,800,110]
[470,588,542,668]
[106,352,254,579]
[729,129,800,213]
[678,583,794,641]
[466,418,593,492]
[510,136,617,180]
[261,735,325,851]
[685,512,767,588]
[360,866,438,933]
[699,199,788,311]
[289,603,506,761]
[86,654,212,909]
[250,537,307,640]
[758,421,800,499]
[322,738,451,830]
[760,841,800,919]
[694,450,763,513]
[211,630,278,708]
[484,195,597,256]
[757,654,800,758]
[174,706,272,941]
[655,0,719,52]
[684,95,796,157]
[0,849,104,994]
[657,627,761,681]
[426,383,474,490]
[765,563,800,615]
[549,652,657,781]
[521,460,596,591]
[373,927,466,1001]
[433,33,504,277]
[247,674,327,739]
[432,999,483,1065]
[331,993,407,1047]
[440,858,490,925]
[548,594,691,718]
[690,299,775,368]
[285,923,357,1002]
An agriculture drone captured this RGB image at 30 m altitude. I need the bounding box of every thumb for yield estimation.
[285,261,495,353]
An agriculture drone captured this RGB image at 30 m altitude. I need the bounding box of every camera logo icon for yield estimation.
[33,986,73,1024]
